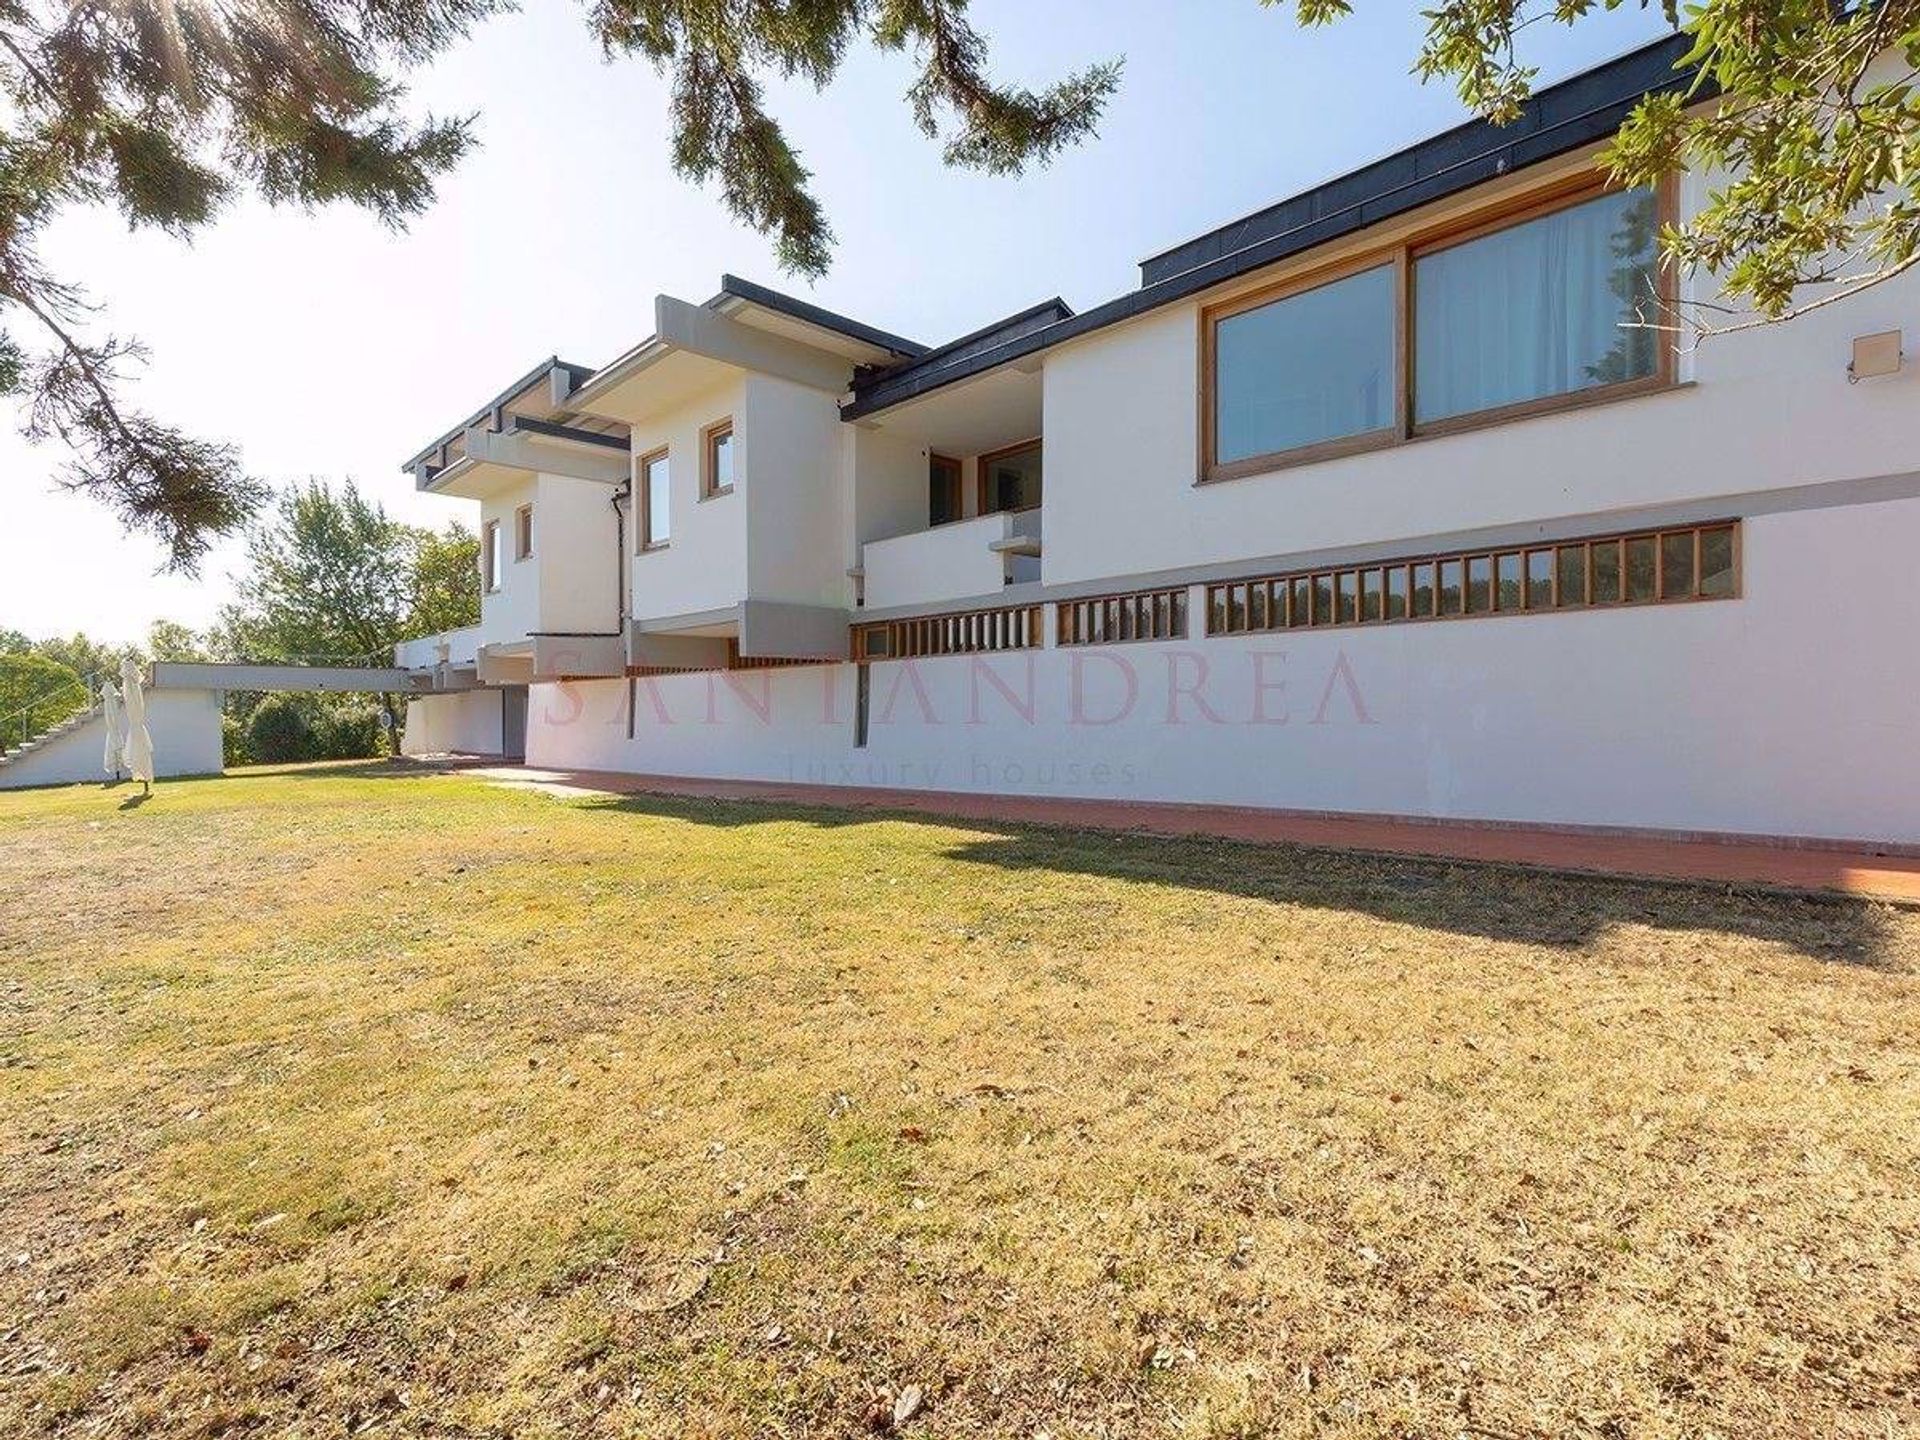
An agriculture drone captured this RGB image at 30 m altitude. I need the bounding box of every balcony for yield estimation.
[862,508,1041,611]
[394,625,483,687]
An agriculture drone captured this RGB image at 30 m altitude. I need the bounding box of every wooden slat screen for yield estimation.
[855,604,1044,662]
[1205,521,1740,636]
[1057,586,1189,646]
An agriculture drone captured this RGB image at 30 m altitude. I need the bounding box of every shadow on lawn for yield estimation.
[572,792,1909,970]
[229,757,507,782]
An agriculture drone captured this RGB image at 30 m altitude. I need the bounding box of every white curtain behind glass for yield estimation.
[1413,188,1656,424]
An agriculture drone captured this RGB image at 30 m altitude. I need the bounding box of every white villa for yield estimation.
[393,36,1920,848]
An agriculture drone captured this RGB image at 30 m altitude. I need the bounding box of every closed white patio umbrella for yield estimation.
[119,657,155,793]
[100,679,125,781]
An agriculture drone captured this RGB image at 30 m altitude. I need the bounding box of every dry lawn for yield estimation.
[1,763,1916,1439]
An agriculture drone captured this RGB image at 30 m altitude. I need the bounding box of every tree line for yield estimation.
[2,481,478,765]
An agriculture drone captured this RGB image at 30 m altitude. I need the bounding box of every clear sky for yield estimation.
[1,0,1673,646]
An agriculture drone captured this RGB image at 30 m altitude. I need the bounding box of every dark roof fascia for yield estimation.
[715,275,928,358]
[843,33,1702,423]
[402,355,597,474]
[852,297,1074,391]
[505,416,630,451]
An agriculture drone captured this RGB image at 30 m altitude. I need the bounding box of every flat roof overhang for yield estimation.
[710,276,925,365]
[416,418,631,498]
[850,359,1043,457]
[402,357,607,475]
[630,600,849,663]
[565,293,870,424]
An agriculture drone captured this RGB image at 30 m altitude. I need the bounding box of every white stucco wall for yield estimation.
[1040,172,1920,589]
[477,478,540,648]
[0,689,224,790]
[401,689,508,757]
[527,496,1920,844]
[629,375,748,622]
[395,625,482,670]
[863,511,1013,610]
[534,473,622,635]
[852,427,933,552]
[742,373,854,610]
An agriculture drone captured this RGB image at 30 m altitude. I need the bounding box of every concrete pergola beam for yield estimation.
[148,662,447,693]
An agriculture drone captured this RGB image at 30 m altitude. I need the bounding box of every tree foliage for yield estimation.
[587,0,1121,276]
[0,650,86,749]
[8,0,1917,566]
[0,0,501,569]
[230,478,479,656]
[408,523,483,639]
[224,479,477,752]
[1285,0,1920,331]
[26,630,137,684]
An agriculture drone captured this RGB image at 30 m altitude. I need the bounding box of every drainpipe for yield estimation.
[612,482,635,739]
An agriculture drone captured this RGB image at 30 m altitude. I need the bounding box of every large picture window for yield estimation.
[1213,263,1395,467]
[1413,186,1661,426]
[1200,179,1671,481]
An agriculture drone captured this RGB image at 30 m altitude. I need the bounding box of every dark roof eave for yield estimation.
[715,274,928,358]
[844,32,1703,423]
[402,355,597,474]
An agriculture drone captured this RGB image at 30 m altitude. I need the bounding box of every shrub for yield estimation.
[245,694,318,764]
[312,703,384,760]
[221,714,252,768]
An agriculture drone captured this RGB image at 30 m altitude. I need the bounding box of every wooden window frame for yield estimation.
[700,418,735,500]
[1198,173,1678,484]
[482,519,502,593]
[928,453,964,527]
[976,437,1044,517]
[513,503,534,562]
[1203,519,1739,637]
[637,445,671,552]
